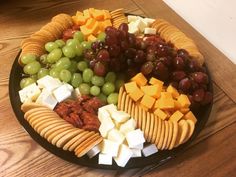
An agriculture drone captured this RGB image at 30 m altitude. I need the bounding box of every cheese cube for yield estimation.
[154,108,167,120]
[159,92,175,109]
[144,28,156,35]
[143,18,155,26]
[142,144,158,157]
[127,15,138,22]
[63,83,73,92]
[169,110,184,122]
[131,148,142,157]
[149,77,164,87]
[101,139,120,157]
[183,111,197,124]
[133,143,144,149]
[124,81,138,93]
[128,87,144,101]
[141,84,162,99]
[107,129,125,144]
[19,83,41,103]
[167,85,179,99]
[177,94,191,108]
[99,104,117,115]
[174,100,182,110]
[37,75,62,91]
[53,84,72,102]
[99,116,114,138]
[98,108,110,123]
[135,19,147,32]
[180,108,190,114]
[36,89,58,109]
[131,73,147,86]
[111,111,130,123]
[126,129,145,148]
[119,118,136,135]
[140,94,155,109]
[87,145,101,158]
[154,99,161,109]
[114,144,133,167]
[98,153,112,165]
[128,23,139,34]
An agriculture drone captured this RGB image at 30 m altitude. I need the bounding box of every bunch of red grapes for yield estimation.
[83,23,213,112]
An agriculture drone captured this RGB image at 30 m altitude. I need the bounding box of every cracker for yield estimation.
[154,117,163,146]
[183,119,195,144]
[157,120,165,149]
[174,122,182,148]
[127,97,132,115]
[147,113,154,143]
[74,133,99,153]
[46,126,72,143]
[120,90,127,111]
[137,105,142,129]
[161,121,169,150]
[30,117,60,131]
[56,129,83,148]
[130,102,135,118]
[21,102,45,113]
[165,121,173,149]
[124,93,130,113]
[117,86,124,110]
[39,121,70,137]
[51,128,75,145]
[43,123,72,138]
[168,120,178,150]
[179,119,189,145]
[144,111,151,141]
[141,107,146,133]
[34,118,66,133]
[133,104,139,125]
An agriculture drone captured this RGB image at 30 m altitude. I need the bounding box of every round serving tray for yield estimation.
[9,48,213,170]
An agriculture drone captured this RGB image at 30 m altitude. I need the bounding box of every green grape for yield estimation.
[59,69,72,82]
[77,61,88,72]
[115,79,124,91]
[75,43,83,57]
[40,54,48,64]
[62,45,76,58]
[91,75,105,86]
[102,82,115,96]
[79,83,90,95]
[71,73,83,87]
[105,72,116,83]
[82,68,93,83]
[55,39,65,48]
[47,48,62,63]
[45,42,59,52]
[97,93,107,103]
[21,53,37,64]
[97,32,106,42]
[49,68,60,78]
[66,38,79,49]
[81,41,92,50]
[68,60,78,73]
[30,74,38,81]
[73,31,84,42]
[90,85,100,96]
[107,93,119,105]
[23,61,41,75]
[20,77,35,89]
[37,68,49,79]
[55,57,71,70]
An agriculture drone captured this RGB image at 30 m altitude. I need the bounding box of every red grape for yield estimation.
[105,26,117,35]
[110,58,121,72]
[177,49,189,60]
[128,33,136,47]
[118,23,128,33]
[159,56,172,66]
[188,59,200,72]
[84,49,94,61]
[97,49,110,62]
[192,72,209,84]
[108,45,120,57]
[94,61,107,76]
[173,56,185,70]
[153,61,169,81]
[105,34,118,46]
[89,59,97,69]
[201,91,213,105]
[171,71,186,81]
[179,78,191,92]
[120,41,129,51]
[141,61,154,75]
[134,50,146,63]
[192,88,205,102]
[125,48,136,59]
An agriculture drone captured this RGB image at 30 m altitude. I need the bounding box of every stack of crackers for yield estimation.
[110,8,128,28]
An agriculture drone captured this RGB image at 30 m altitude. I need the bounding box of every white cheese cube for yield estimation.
[99,104,117,115]
[98,108,110,123]
[135,19,147,32]
[143,18,155,26]
[107,129,125,145]
[63,82,73,91]
[119,118,136,135]
[131,148,142,157]
[101,139,120,157]
[127,15,138,22]
[36,89,58,109]
[98,153,113,165]
[114,144,133,167]
[133,143,144,150]
[144,27,157,35]
[87,145,101,158]
[142,144,158,157]
[19,83,41,103]
[53,84,72,102]
[111,111,130,123]
[128,23,139,34]
[37,75,62,91]
[126,129,145,148]
[114,121,121,129]
[99,116,114,138]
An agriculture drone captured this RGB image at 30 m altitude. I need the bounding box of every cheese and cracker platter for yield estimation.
[9,8,213,169]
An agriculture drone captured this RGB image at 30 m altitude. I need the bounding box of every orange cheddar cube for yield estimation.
[154,99,161,109]
[93,9,104,20]
[83,9,92,19]
[128,87,144,101]
[174,100,181,110]
[103,20,112,28]
[97,21,105,31]
[149,77,164,87]
[158,92,174,110]
[91,21,100,35]
[88,34,97,42]
[124,81,138,93]
[103,10,111,19]
[141,84,161,99]
[183,111,197,124]
[140,94,155,109]
[85,18,96,29]
[80,25,92,38]
[177,94,191,108]
[167,85,179,99]
[88,8,95,17]
[180,108,190,114]
[72,15,87,26]
[139,103,149,111]
[154,108,167,120]
[169,110,183,122]
[131,73,147,86]
[76,11,83,16]
[160,92,173,99]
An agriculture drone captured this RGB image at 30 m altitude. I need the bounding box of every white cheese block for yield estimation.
[143,18,155,26]
[99,116,114,138]
[107,128,125,145]
[128,22,139,34]
[37,75,62,91]
[126,129,145,148]
[53,84,72,102]
[36,89,58,110]
[127,15,138,22]
[114,144,133,167]
[133,143,144,150]
[87,145,101,158]
[63,82,73,91]
[98,153,113,165]
[111,111,130,123]
[131,148,142,157]
[101,139,120,157]
[98,108,110,123]
[144,27,157,35]
[119,118,136,135]
[99,104,117,115]
[135,19,147,32]
[19,83,41,103]
[142,144,158,157]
